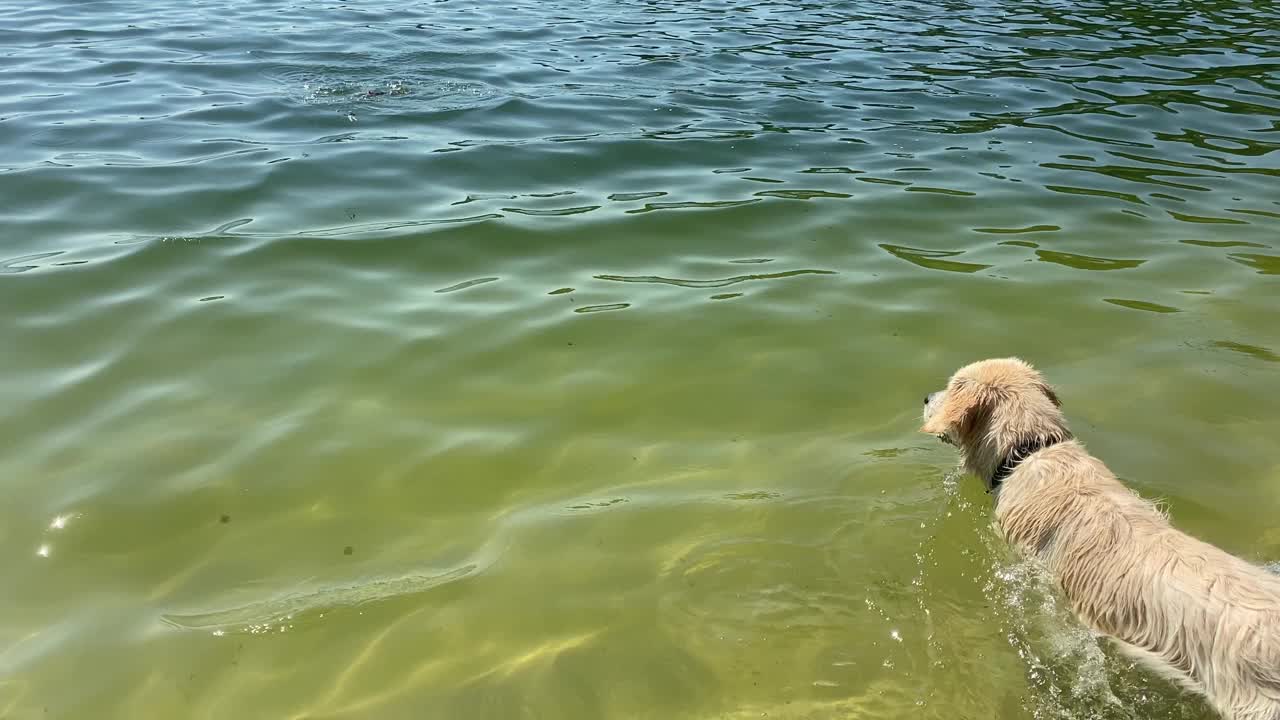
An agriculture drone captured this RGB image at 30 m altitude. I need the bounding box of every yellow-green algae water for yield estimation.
[1,0,1278,718]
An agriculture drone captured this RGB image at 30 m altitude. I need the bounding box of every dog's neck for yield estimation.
[989,435,1066,493]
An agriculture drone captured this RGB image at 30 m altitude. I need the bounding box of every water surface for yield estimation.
[2,0,1278,718]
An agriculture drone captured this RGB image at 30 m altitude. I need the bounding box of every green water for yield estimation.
[2,0,1278,717]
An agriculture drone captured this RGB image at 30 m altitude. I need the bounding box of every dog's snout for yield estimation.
[924,392,935,406]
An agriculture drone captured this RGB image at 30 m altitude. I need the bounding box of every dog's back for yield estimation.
[995,441,1280,720]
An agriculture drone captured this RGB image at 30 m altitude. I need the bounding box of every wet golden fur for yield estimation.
[922,358,1280,720]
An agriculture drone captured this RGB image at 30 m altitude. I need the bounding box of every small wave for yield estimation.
[160,564,479,635]
[573,302,630,314]
[594,269,835,289]
[624,199,760,214]
[974,225,1061,234]
[502,205,600,216]
[435,277,500,294]
[1103,298,1181,314]
[1209,341,1280,364]
[879,244,990,274]
[1,251,65,274]
[1034,251,1145,272]
[1227,253,1280,275]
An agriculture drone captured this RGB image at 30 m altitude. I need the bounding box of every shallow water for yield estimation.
[2,0,1278,717]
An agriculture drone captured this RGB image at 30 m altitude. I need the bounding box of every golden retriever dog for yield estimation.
[921,358,1280,720]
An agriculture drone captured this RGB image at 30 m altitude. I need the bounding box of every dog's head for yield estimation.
[921,358,1069,484]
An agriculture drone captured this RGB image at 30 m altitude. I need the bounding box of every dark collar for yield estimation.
[989,436,1065,493]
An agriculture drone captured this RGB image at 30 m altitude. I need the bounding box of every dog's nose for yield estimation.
[924,393,933,405]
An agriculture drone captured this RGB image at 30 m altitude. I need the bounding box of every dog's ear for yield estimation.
[1036,381,1061,408]
[919,379,994,436]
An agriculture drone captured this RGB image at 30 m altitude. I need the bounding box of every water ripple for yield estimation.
[595,269,835,289]
[435,277,501,294]
[160,564,480,635]
[879,244,991,274]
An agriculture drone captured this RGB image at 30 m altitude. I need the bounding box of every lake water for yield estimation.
[2,0,1278,717]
